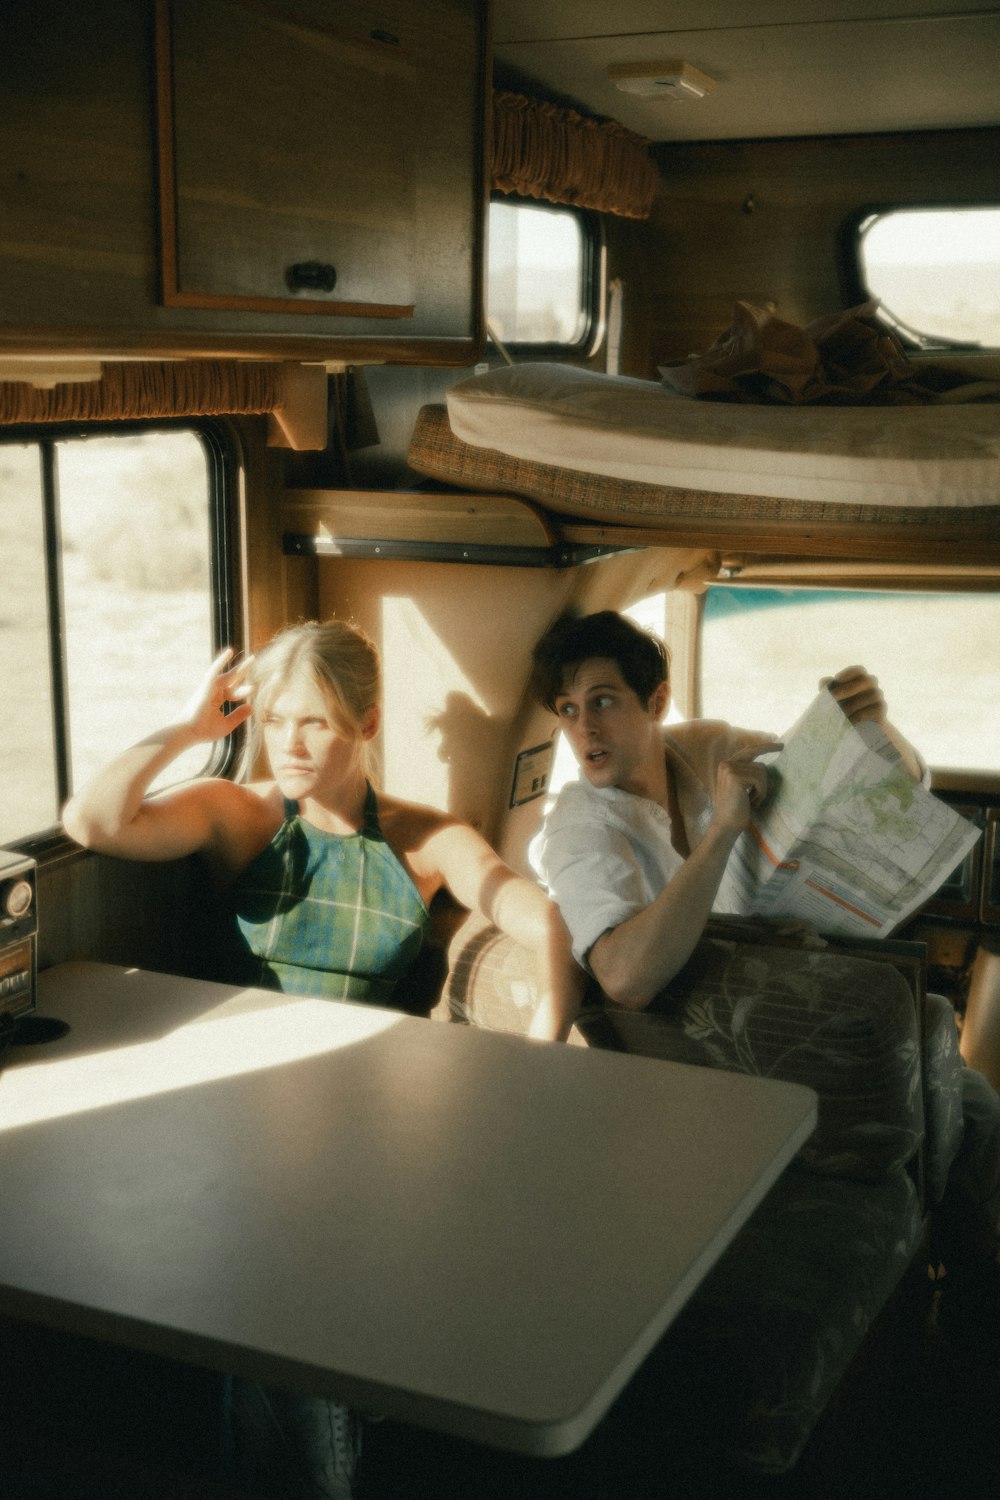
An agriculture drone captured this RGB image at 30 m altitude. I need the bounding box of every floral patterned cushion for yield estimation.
[445,917,924,1181]
[922,990,965,1206]
[590,938,923,1182]
[442,913,938,1474]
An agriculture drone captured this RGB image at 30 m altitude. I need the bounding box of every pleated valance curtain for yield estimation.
[0,360,285,425]
[492,90,659,220]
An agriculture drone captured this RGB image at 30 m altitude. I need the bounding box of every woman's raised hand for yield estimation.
[63,647,257,860]
[182,648,255,743]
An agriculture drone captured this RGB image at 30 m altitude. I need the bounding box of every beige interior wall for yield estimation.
[317,546,710,874]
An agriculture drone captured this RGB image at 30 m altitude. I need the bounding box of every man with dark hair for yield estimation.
[529,609,921,1007]
[530,610,670,717]
[528,607,1000,1352]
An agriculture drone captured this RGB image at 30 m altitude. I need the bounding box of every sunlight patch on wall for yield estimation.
[381,596,489,809]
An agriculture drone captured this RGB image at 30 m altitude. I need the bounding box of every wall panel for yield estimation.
[645,128,1000,368]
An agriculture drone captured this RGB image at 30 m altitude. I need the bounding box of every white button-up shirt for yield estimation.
[529,778,693,968]
[529,720,749,969]
[531,716,929,969]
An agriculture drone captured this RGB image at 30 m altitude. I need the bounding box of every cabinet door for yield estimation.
[157,0,425,317]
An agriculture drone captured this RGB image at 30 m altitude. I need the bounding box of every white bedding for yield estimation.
[446,363,1000,510]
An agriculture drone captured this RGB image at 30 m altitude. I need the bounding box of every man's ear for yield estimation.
[649,680,671,721]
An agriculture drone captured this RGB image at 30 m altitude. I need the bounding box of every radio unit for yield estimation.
[0,848,37,1023]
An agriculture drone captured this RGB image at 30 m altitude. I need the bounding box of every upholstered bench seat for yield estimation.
[651,1163,922,1472]
[438,911,942,1473]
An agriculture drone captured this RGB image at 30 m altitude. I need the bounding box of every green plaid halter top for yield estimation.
[230,786,431,1003]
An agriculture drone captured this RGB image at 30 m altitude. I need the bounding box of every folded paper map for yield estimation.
[717,688,980,938]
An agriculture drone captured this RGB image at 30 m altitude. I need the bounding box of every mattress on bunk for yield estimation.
[406,362,1000,526]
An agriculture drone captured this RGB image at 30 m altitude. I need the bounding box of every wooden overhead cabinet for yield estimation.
[0,0,489,364]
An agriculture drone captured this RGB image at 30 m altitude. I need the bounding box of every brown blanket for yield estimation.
[659,301,990,405]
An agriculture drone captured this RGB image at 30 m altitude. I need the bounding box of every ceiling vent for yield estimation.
[607,60,715,101]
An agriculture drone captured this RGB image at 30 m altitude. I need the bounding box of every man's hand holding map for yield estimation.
[718,686,980,938]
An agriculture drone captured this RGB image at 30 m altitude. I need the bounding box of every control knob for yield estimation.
[1,878,33,920]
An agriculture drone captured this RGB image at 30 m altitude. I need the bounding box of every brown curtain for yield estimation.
[0,360,285,425]
[492,90,659,220]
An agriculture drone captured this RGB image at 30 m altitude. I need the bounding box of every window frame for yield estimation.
[841,200,1000,352]
[0,416,240,863]
[486,194,606,359]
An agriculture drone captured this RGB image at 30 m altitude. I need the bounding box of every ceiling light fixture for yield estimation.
[608,60,715,101]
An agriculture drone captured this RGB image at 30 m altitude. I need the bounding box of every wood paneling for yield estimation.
[158,0,420,316]
[558,516,1000,567]
[36,852,229,980]
[641,128,1000,371]
[283,487,557,549]
[0,0,488,363]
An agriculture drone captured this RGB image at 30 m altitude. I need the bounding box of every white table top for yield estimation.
[0,962,816,1456]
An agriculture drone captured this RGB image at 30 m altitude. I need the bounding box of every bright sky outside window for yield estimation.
[59,431,216,798]
[0,428,221,845]
[700,586,1000,772]
[0,444,54,839]
[857,208,1000,348]
[487,200,588,346]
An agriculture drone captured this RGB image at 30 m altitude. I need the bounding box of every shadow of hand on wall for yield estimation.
[426,692,508,825]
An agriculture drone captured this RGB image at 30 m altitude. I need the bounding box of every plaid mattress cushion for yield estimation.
[408,403,998,529]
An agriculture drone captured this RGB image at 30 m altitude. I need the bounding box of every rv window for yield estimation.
[699,585,1000,773]
[486,199,598,350]
[0,425,232,848]
[852,207,1000,349]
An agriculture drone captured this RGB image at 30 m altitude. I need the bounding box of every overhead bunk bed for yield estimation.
[406,306,1000,569]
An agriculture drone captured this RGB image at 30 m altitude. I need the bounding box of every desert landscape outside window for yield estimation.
[856,207,1000,348]
[701,585,1000,772]
[0,427,226,846]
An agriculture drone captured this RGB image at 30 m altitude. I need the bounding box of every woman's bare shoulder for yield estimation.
[175,774,276,817]
[186,777,284,878]
[374,791,460,845]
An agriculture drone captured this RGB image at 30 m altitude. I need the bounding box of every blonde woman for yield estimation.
[64,618,581,1040]
[63,618,583,1500]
